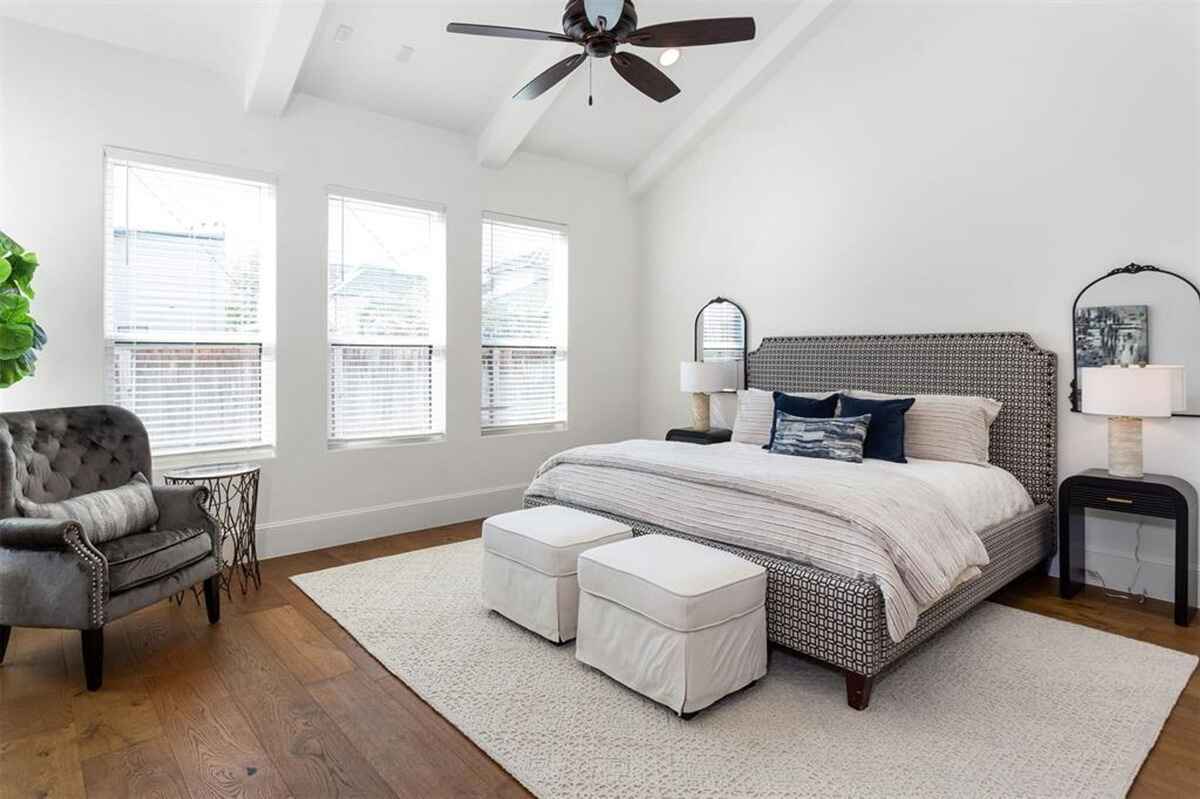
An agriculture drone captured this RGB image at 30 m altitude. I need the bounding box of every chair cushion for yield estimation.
[578,534,766,632]
[17,472,159,544]
[99,527,213,593]
[483,505,631,577]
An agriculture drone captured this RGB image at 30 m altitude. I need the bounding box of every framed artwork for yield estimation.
[1074,305,1149,367]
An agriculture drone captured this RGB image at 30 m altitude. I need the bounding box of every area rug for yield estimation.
[292,539,1196,798]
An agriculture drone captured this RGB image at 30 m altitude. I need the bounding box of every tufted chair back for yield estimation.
[0,405,152,518]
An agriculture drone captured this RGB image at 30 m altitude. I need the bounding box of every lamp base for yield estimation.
[690,392,711,432]
[1107,416,1144,478]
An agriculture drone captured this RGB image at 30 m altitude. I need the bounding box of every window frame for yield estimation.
[101,146,278,464]
[325,185,448,450]
[480,211,569,435]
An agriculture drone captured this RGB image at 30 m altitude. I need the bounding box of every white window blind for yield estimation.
[103,149,276,457]
[481,213,568,431]
[328,191,446,444]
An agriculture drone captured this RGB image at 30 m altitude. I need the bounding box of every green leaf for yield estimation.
[0,230,22,256]
[0,321,34,360]
[7,252,35,298]
[0,256,10,285]
[0,292,30,321]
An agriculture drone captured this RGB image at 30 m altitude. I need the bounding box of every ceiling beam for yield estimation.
[627,0,844,196]
[244,0,326,116]
[477,42,579,169]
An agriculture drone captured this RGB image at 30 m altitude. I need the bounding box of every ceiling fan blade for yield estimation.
[515,54,588,100]
[611,52,680,103]
[623,18,756,47]
[446,23,575,43]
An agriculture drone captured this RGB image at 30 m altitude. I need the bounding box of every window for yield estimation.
[104,149,276,457]
[481,213,568,432]
[328,191,446,445]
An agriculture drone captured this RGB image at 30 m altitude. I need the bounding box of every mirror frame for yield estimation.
[1069,262,1200,418]
[693,296,749,389]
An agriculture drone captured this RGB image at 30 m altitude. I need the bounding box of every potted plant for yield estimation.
[0,231,46,388]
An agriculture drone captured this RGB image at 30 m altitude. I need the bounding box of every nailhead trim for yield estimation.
[62,520,108,627]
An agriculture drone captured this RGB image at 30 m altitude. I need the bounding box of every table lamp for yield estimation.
[680,361,738,432]
[1081,364,1184,478]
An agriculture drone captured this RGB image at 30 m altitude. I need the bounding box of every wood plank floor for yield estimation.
[0,520,1196,798]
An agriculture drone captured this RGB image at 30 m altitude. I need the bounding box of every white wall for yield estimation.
[0,19,639,557]
[637,1,1200,601]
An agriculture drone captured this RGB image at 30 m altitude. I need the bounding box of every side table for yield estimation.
[164,463,262,595]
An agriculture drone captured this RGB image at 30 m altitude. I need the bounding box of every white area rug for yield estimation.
[292,539,1196,799]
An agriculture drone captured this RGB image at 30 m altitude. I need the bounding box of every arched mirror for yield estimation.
[1071,263,1200,417]
[694,297,748,389]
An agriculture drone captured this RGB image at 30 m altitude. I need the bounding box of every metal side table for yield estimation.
[164,463,262,595]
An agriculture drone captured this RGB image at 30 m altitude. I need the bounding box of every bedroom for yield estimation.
[0,0,1197,797]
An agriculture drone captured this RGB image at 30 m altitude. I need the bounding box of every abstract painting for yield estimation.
[1075,305,1149,367]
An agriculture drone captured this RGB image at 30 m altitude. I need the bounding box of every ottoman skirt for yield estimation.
[575,590,767,714]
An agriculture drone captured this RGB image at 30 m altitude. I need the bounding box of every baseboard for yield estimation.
[255,483,527,559]
[1061,545,1200,604]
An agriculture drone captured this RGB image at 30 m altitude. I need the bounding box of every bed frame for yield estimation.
[527,332,1057,709]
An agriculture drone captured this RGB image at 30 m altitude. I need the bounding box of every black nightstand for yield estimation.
[666,427,732,445]
[1059,469,1198,626]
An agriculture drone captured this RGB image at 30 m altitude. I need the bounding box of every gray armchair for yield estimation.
[0,405,221,691]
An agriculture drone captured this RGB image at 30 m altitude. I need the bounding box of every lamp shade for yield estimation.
[680,360,737,393]
[1145,365,1187,413]
[1081,366,1177,418]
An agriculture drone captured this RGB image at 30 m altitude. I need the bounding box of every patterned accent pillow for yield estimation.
[17,472,159,543]
[848,391,1002,465]
[732,388,841,446]
[768,412,871,463]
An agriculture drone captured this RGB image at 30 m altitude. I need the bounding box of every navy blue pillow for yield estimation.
[838,395,915,463]
[765,391,839,449]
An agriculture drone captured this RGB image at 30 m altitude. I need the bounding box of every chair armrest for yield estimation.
[152,485,219,560]
[0,516,109,628]
[0,516,87,551]
[153,484,214,530]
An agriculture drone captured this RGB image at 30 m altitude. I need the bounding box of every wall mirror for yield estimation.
[694,296,748,389]
[1070,263,1200,417]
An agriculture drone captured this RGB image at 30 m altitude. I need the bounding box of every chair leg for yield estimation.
[0,625,11,663]
[203,576,221,624]
[844,671,874,710]
[82,628,104,692]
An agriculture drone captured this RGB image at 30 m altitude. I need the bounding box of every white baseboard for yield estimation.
[255,483,527,560]
[1054,545,1200,605]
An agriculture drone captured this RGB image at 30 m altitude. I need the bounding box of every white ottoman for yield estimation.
[482,505,631,643]
[576,534,767,716]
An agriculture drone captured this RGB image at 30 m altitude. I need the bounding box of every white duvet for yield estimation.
[527,441,1033,642]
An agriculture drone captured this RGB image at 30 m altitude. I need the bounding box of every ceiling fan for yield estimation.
[447,1,756,104]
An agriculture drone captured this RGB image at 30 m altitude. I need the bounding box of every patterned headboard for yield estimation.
[746,332,1058,507]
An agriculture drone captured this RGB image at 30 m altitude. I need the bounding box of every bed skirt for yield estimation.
[523,495,1053,681]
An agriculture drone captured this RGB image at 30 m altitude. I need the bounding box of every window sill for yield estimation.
[481,421,568,438]
[154,445,277,473]
[328,433,446,452]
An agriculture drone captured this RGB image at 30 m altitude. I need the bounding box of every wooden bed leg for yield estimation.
[845,672,874,710]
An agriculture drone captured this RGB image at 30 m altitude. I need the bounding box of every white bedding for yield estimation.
[526,441,1033,642]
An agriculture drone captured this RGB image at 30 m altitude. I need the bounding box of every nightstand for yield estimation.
[1059,469,1198,625]
[666,427,732,445]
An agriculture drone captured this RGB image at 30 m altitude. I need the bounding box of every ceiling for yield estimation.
[0,0,803,174]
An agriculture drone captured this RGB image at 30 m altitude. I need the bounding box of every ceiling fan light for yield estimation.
[659,48,681,67]
[584,0,624,30]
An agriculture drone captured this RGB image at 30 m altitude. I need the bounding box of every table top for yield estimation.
[162,462,261,480]
[1070,469,1197,505]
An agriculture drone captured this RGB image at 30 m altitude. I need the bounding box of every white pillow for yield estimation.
[847,390,1002,465]
[731,388,841,447]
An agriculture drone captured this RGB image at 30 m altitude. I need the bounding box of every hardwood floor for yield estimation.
[1,520,1196,798]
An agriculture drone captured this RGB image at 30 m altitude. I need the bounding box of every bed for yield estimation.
[525,332,1057,709]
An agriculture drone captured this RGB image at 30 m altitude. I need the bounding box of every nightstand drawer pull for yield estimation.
[1105,496,1134,505]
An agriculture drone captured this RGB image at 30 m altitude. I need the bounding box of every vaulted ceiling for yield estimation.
[0,0,834,190]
